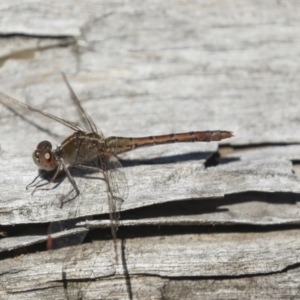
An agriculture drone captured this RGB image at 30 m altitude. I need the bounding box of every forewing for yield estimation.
[0,91,85,132]
[62,73,104,137]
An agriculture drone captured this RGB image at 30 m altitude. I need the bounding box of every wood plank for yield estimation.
[0,0,300,299]
[1,230,300,299]
[1,188,300,253]
[0,153,299,225]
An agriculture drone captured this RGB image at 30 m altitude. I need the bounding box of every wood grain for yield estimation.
[0,0,300,299]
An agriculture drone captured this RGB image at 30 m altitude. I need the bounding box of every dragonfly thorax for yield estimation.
[32,140,58,171]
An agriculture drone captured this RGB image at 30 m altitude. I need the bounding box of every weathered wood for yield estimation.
[0,153,299,225]
[1,188,300,253]
[0,0,300,299]
[224,145,300,162]
[1,230,300,299]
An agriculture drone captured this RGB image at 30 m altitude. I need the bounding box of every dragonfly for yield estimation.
[0,74,233,258]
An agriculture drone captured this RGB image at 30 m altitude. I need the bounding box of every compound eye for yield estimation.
[33,149,50,161]
[32,141,57,171]
[36,140,52,151]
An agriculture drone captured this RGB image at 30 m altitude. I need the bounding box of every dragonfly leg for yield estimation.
[26,172,45,190]
[29,165,62,195]
[59,160,80,207]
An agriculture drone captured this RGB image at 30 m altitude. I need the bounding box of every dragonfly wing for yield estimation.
[99,153,128,241]
[105,154,129,203]
[62,73,104,138]
[47,217,91,250]
[0,91,86,132]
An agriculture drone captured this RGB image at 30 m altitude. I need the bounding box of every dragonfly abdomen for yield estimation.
[105,130,233,154]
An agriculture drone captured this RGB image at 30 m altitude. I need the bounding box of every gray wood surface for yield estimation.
[0,0,300,299]
[2,231,300,299]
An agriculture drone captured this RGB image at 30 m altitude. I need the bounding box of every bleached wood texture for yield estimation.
[0,0,300,299]
[2,231,300,299]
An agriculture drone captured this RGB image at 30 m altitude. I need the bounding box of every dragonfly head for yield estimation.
[32,141,57,171]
